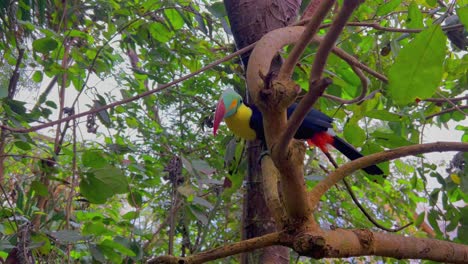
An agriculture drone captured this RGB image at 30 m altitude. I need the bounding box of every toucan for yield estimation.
[213,89,384,175]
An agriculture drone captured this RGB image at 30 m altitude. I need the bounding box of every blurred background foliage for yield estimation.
[0,0,467,263]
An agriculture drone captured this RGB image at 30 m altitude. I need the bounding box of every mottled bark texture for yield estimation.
[224,0,300,263]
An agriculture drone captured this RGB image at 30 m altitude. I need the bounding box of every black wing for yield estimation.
[248,103,333,140]
[287,103,333,140]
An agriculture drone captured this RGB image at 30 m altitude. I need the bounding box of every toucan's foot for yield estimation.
[257,150,271,164]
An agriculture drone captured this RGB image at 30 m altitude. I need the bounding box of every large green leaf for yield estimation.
[82,149,107,168]
[32,37,58,53]
[407,1,423,29]
[164,8,184,30]
[388,25,446,105]
[148,22,174,43]
[343,123,366,147]
[458,7,468,29]
[80,166,128,204]
[376,0,402,16]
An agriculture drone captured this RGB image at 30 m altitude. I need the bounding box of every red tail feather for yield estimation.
[306,132,334,153]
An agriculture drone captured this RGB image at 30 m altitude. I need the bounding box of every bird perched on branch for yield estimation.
[213,88,384,175]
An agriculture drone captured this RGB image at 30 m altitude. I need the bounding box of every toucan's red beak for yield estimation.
[213,97,225,136]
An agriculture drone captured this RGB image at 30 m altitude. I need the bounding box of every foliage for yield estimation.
[0,0,466,263]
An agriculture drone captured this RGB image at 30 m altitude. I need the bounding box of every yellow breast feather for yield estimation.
[224,104,257,140]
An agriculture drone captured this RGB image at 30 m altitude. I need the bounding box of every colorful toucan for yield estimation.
[213,89,383,175]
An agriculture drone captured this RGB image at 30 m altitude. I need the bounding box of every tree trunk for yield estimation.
[224,1,300,263]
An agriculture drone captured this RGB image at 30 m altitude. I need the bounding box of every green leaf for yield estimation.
[80,174,114,204]
[457,7,468,30]
[427,209,442,235]
[32,71,43,82]
[0,240,14,250]
[376,0,402,16]
[100,239,136,257]
[192,197,214,209]
[164,9,184,30]
[425,0,437,7]
[458,224,468,243]
[122,211,139,220]
[407,1,423,29]
[191,159,216,175]
[207,2,227,18]
[32,37,58,53]
[371,130,414,148]
[187,205,208,225]
[90,244,106,263]
[92,166,128,194]
[149,22,174,43]
[177,185,195,197]
[31,180,48,197]
[80,166,128,204]
[414,211,425,227]
[127,191,143,208]
[0,86,7,99]
[98,243,122,263]
[14,140,31,151]
[82,222,111,236]
[343,123,366,147]
[388,25,446,105]
[45,101,57,109]
[93,99,112,127]
[365,110,405,122]
[125,117,139,128]
[31,233,51,255]
[82,149,107,168]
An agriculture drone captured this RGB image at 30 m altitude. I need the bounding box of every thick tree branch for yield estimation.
[152,224,468,264]
[149,232,285,264]
[277,0,362,158]
[276,78,331,155]
[260,156,287,226]
[310,142,468,207]
[295,228,468,263]
[246,27,315,223]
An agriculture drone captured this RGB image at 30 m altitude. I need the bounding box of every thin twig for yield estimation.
[310,0,362,82]
[0,44,256,133]
[322,152,412,232]
[342,178,412,232]
[423,95,468,103]
[425,105,468,120]
[8,48,24,98]
[0,183,18,232]
[279,0,336,79]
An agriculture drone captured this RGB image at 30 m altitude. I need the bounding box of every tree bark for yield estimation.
[224,1,300,263]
